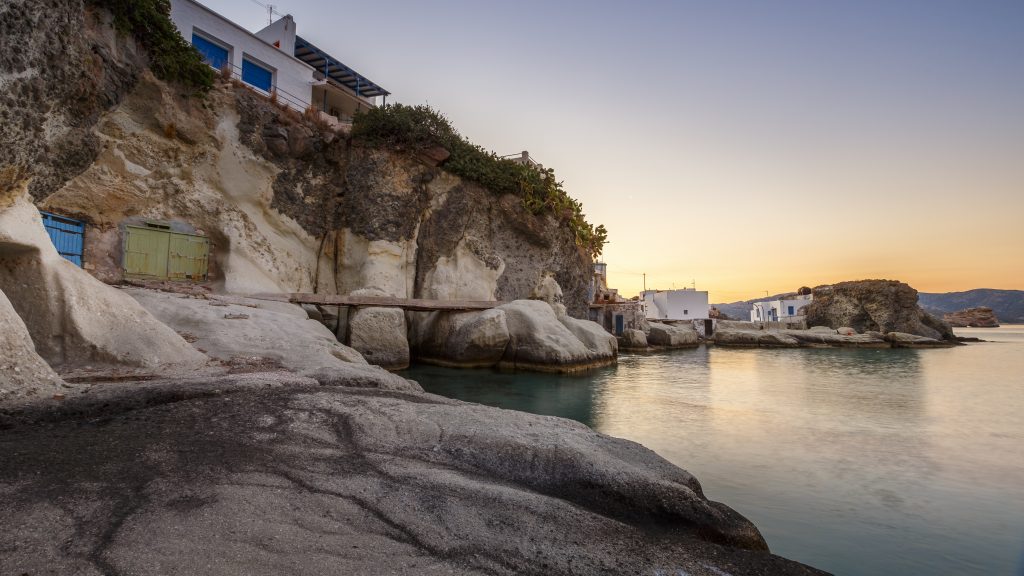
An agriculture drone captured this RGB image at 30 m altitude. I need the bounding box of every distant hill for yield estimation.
[715,288,1024,324]
[918,289,1024,324]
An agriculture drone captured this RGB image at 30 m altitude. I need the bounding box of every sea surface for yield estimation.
[407,325,1024,576]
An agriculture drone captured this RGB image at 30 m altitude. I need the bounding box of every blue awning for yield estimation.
[294,36,389,99]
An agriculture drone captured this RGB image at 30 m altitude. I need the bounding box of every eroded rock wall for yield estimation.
[0,0,146,199]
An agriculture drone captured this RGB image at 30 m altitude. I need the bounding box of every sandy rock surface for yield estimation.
[0,376,824,576]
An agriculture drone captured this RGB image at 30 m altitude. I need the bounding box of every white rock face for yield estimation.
[0,289,65,406]
[646,323,699,347]
[0,193,207,371]
[530,274,563,305]
[420,240,504,301]
[335,229,417,297]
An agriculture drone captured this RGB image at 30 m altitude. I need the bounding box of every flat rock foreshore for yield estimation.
[0,374,827,576]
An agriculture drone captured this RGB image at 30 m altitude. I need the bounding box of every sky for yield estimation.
[201,0,1024,302]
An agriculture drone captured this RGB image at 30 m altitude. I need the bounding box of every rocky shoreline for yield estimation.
[0,372,825,576]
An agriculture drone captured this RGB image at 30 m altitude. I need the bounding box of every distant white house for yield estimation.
[641,289,710,321]
[750,294,812,322]
[169,0,388,120]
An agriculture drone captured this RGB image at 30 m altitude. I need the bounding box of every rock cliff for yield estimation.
[804,280,955,341]
[943,306,1000,328]
[0,0,591,314]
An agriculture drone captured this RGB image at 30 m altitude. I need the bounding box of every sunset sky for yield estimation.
[201,0,1024,302]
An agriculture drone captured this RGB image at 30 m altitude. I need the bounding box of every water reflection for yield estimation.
[402,364,604,427]
[409,328,1024,576]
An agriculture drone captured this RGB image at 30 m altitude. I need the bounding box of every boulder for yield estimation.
[714,330,800,348]
[0,289,65,407]
[0,193,207,372]
[804,280,955,341]
[620,328,648,349]
[498,300,616,372]
[347,305,410,371]
[559,313,618,359]
[885,331,955,348]
[836,327,857,336]
[756,332,802,347]
[647,322,699,347]
[714,330,761,347]
[410,309,511,368]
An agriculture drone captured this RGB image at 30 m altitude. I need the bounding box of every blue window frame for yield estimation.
[242,58,273,91]
[41,211,84,267]
[788,305,795,315]
[191,33,228,70]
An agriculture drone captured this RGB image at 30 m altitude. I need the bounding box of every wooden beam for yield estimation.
[247,293,505,312]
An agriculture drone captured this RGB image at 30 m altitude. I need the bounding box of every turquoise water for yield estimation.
[406,326,1024,576]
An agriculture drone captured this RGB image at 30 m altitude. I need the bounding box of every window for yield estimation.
[788,305,795,316]
[684,309,689,315]
[192,32,229,70]
[242,58,273,92]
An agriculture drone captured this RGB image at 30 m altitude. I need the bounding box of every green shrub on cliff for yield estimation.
[352,104,607,258]
[90,0,214,92]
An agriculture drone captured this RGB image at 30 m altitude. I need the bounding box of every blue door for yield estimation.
[192,33,229,70]
[242,58,273,91]
[41,211,84,267]
[614,314,625,336]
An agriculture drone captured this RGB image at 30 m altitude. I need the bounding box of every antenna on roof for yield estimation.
[249,0,283,24]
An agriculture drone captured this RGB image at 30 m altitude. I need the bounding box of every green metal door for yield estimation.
[124,226,170,278]
[168,233,209,280]
[124,226,209,281]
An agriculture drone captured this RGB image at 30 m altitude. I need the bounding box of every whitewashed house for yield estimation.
[169,0,388,120]
[640,289,710,321]
[750,294,812,322]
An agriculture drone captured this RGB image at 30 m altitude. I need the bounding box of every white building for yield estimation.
[750,294,812,322]
[641,289,710,321]
[169,0,388,120]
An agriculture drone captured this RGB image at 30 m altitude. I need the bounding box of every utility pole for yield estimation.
[267,4,275,24]
[642,273,646,294]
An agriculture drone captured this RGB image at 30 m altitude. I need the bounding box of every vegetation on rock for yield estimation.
[90,0,214,92]
[351,104,607,258]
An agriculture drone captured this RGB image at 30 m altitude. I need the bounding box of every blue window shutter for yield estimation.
[242,59,273,91]
[41,212,85,267]
[191,33,228,70]
[788,306,795,315]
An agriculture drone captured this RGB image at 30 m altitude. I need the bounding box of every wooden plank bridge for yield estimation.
[248,293,504,312]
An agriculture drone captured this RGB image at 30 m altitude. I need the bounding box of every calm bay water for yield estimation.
[406,326,1024,576]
